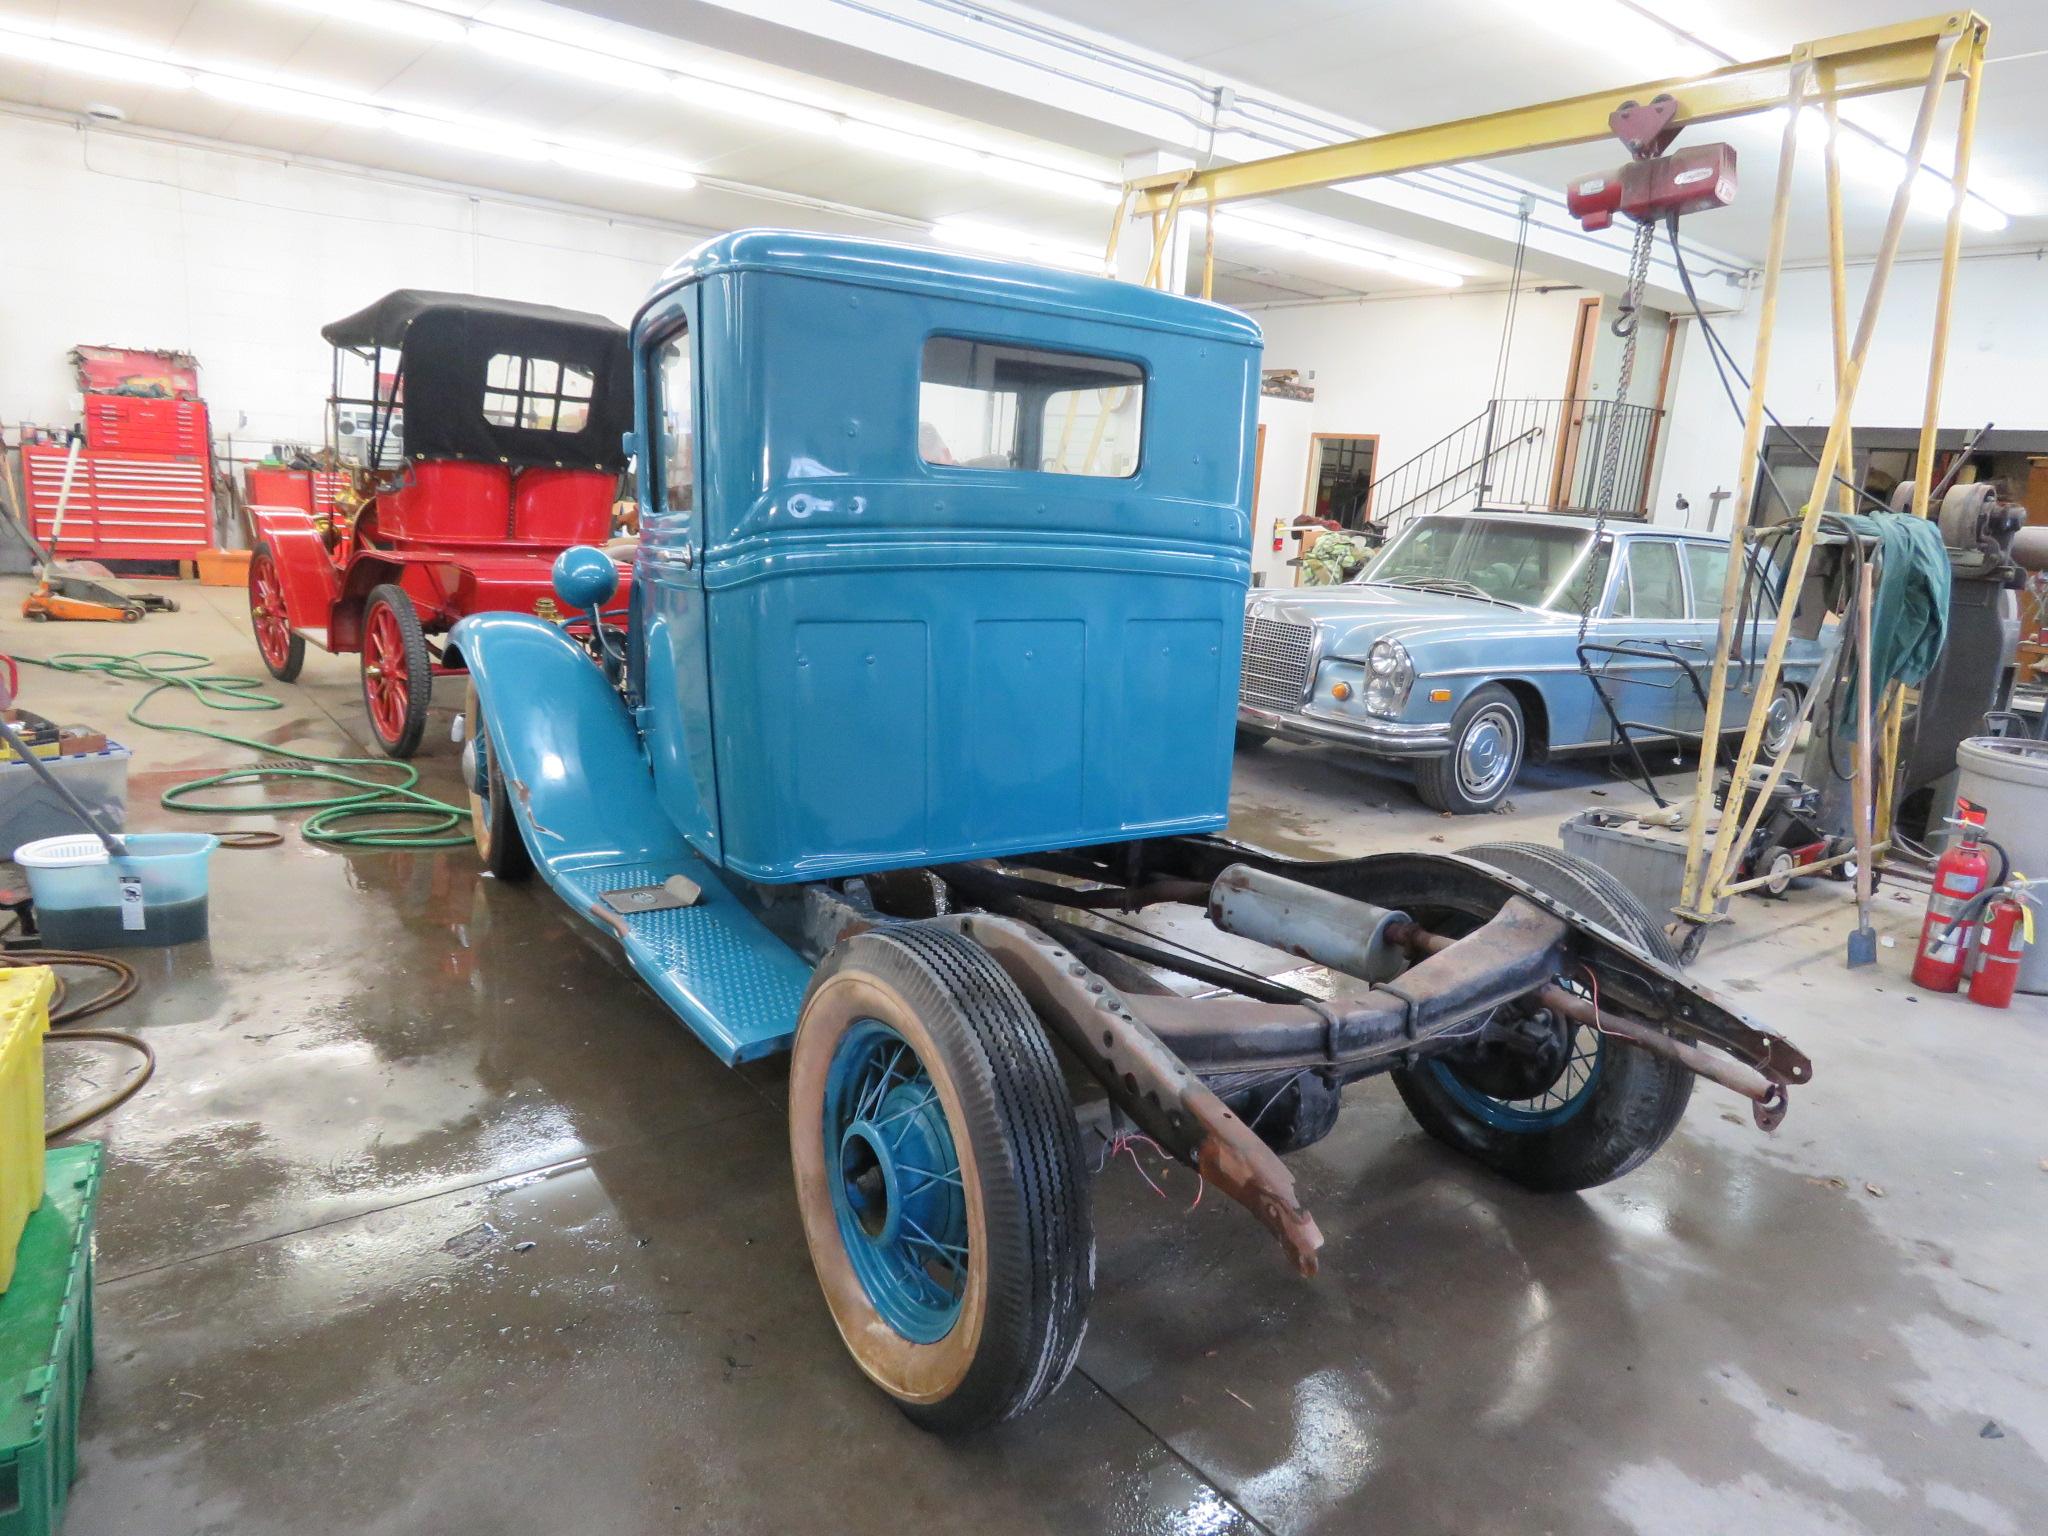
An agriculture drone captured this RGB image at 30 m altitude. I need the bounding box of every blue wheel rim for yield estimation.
[468,732,497,835]
[823,1020,969,1343]
[1429,1025,1605,1131]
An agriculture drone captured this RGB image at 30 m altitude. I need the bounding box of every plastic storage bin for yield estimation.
[13,832,219,949]
[0,1142,103,1536]
[0,969,53,1293]
[0,744,128,858]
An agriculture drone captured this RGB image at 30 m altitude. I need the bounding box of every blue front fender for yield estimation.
[452,612,686,872]
[450,612,807,1063]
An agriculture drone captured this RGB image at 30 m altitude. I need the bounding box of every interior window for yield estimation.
[919,337,1143,477]
[655,331,693,512]
[483,352,596,434]
[1618,540,1686,620]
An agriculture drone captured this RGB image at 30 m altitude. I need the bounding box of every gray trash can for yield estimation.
[1954,735,2048,995]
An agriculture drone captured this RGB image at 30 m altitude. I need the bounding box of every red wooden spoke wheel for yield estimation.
[248,544,305,682]
[359,584,434,758]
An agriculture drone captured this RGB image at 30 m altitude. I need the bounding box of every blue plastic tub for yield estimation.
[12,832,219,948]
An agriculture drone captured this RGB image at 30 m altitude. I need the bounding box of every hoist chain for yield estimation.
[1578,216,1659,648]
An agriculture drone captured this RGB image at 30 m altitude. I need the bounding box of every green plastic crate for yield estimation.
[0,1144,102,1536]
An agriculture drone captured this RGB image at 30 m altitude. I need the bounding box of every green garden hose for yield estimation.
[17,650,471,849]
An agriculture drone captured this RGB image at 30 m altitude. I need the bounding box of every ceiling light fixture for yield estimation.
[676,75,840,135]
[393,113,550,162]
[195,73,387,128]
[470,25,668,93]
[265,0,467,44]
[0,28,192,90]
[548,145,699,191]
[842,119,984,172]
[931,219,1101,273]
[977,156,1120,205]
[1791,108,2010,232]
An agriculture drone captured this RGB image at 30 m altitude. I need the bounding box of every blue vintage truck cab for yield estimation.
[448,230,1810,1433]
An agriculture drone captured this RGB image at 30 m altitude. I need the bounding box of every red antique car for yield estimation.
[245,291,631,755]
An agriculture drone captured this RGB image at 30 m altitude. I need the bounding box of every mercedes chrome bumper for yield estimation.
[1238,702,1451,758]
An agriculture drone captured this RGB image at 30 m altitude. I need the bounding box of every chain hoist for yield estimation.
[1564,92,1738,650]
[1577,218,1658,648]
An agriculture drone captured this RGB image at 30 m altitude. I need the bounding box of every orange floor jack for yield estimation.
[6,437,178,623]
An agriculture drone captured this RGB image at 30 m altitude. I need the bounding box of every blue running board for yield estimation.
[554,857,808,1064]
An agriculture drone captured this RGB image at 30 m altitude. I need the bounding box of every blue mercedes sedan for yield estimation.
[1237,511,1824,812]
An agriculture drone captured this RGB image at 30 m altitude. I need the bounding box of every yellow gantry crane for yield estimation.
[1114,11,1991,945]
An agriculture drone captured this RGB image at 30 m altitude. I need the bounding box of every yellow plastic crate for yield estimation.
[0,968,54,1293]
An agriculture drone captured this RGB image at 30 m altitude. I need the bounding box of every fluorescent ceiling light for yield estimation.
[265,0,467,43]
[931,219,1100,274]
[677,75,839,135]
[195,73,385,127]
[1794,108,2010,232]
[843,119,983,172]
[0,29,192,90]
[470,25,667,93]
[979,156,1119,205]
[549,145,698,191]
[394,113,549,161]
[1510,0,1719,75]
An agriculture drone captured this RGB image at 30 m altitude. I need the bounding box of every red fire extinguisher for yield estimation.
[1912,801,1992,992]
[1965,888,2033,1010]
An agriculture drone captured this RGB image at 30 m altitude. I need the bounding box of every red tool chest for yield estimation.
[22,346,219,561]
[83,394,210,457]
[23,442,212,559]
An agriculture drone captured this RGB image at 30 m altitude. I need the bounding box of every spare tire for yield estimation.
[1390,842,1693,1191]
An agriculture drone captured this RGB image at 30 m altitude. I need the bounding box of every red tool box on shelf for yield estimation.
[21,345,218,562]
[83,394,210,457]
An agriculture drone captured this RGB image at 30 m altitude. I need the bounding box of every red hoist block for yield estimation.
[1566,144,1738,232]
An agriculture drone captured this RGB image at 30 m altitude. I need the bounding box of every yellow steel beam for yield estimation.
[1129,11,1986,212]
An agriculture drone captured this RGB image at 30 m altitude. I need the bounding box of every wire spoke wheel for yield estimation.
[1392,842,1694,1191]
[463,681,532,880]
[825,1022,971,1341]
[247,544,304,682]
[1430,1001,1606,1132]
[790,926,1091,1433]
[359,584,433,758]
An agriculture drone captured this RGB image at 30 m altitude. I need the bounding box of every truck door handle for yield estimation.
[649,547,695,571]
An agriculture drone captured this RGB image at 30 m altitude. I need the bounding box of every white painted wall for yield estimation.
[0,112,701,451]
[1651,250,2048,529]
[1249,395,1312,586]
[1249,283,1593,477]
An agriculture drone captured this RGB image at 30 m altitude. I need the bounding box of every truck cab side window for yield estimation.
[656,332,693,513]
[919,336,1144,478]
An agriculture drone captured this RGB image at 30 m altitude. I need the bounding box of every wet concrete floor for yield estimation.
[6,581,2045,1535]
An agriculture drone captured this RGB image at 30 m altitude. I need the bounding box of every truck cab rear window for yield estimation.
[918,337,1143,478]
[483,353,595,433]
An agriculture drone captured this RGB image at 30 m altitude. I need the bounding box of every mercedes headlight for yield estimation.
[1363,639,1415,717]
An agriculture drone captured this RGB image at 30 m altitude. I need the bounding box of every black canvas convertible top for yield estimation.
[322,290,632,472]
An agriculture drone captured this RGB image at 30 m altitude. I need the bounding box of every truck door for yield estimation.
[636,297,721,858]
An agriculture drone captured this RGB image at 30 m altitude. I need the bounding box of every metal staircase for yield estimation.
[1362,397,1662,539]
